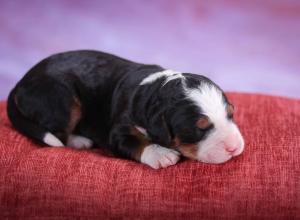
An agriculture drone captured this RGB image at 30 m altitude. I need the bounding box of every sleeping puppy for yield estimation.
[7,50,244,169]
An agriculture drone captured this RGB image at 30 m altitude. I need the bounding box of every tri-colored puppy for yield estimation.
[7,50,245,169]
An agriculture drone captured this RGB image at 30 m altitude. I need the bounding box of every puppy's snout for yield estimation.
[223,133,244,156]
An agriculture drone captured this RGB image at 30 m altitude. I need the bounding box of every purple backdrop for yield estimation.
[1,0,300,99]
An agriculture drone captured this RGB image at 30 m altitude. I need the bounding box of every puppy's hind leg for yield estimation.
[67,134,93,149]
[12,79,84,148]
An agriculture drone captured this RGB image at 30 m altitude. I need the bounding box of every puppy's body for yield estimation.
[9,51,157,145]
[7,50,244,169]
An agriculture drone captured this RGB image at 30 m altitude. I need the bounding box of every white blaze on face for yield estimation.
[185,83,245,164]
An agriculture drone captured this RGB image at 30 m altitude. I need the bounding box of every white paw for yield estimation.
[67,135,93,149]
[43,132,64,147]
[141,144,180,169]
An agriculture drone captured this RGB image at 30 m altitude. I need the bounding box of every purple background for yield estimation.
[1,0,300,100]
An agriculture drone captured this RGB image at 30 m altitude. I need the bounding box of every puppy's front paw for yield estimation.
[141,144,180,169]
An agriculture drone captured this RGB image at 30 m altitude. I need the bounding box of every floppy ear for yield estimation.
[147,113,172,147]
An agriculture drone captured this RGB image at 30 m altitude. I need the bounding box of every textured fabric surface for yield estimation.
[0,93,299,219]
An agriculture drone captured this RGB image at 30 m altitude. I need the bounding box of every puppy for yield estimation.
[7,50,244,169]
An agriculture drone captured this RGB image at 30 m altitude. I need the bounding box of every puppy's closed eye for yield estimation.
[196,116,211,130]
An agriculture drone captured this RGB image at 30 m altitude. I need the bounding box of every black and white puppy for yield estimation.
[7,50,244,169]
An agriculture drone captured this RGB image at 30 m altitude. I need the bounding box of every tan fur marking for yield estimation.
[226,104,234,117]
[173,137,198,160]
[130,126,151,161]
[67,97,82,133]
[196,116,211,129]
[177,144,198,160]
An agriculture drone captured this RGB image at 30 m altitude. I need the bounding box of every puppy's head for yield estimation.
[137,72,245,164]
[168,78,244,164]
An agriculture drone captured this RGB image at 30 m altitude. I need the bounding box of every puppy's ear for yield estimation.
[147,114,172,147]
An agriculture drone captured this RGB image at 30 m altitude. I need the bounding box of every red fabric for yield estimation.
[0,93,299,219]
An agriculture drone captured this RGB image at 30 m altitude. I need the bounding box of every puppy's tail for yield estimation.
[6,88,64,147]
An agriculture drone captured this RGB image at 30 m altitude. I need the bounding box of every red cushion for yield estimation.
[0,93,299,219]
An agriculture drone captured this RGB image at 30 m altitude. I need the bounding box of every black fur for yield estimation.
[7,50,231,162]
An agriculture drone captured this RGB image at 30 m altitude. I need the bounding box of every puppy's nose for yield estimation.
[223,133,241,154]
[225,146,239,154]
